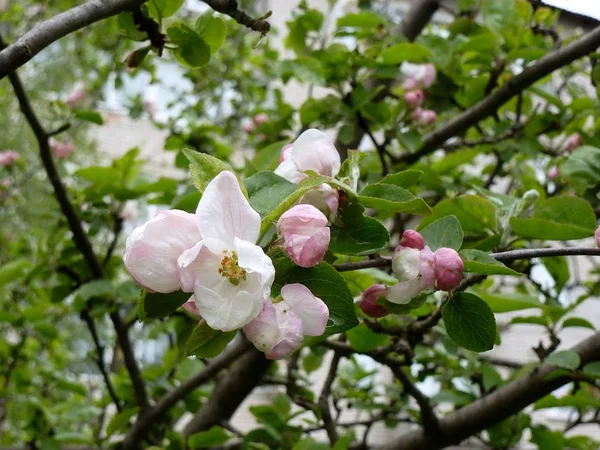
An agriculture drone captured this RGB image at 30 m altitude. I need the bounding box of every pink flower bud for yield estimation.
[400,230,424,250]
[298,183,339,222]
[423,64,437,88]
[182,296,201,318]
[565,133,582,152]
[50,139,74,158]
[243,121,253,134]
[277,204,330,268]
[595,225,600,249]
[64,83,85,106]
[416,109,437,127]
[392,245,421,281]
[433,248,464,291]
[400,63,437,89]
[124,210,201,293]
[281,283,329,336]
[403,78,419,91]
[548,166,559,180]
[359,284,389,318]
[0,150,20,167]
[405,90,424,108]
[280,144,293,162]
[253,113,269,126]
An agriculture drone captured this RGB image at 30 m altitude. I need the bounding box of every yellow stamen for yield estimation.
[219,251,246,286]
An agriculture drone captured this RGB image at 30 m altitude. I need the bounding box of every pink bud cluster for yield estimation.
[359,230,464,317]
[401,63,437,126]
[243,113,269,134]
[0,150,20,167]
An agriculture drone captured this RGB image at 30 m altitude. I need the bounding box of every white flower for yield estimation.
[178,172,275,331]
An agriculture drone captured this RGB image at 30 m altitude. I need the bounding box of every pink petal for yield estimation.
[281,283,329,336]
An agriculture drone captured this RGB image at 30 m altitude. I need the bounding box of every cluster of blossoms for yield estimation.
[360,230,464,318]
[50,139,74,158]
[400,63,437,127]
[0,150,20,167]
[124,129,342,359]
[243,113,269,134]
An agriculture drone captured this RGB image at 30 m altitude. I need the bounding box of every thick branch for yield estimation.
[120,338,252,449]
[0,0,146,79]
[381,330,600,450]
[5,56,149,413]
[200,0,270,35]
[401,24,600,163]
[333,247,600,272]
[319,353,342,444]
[183,346,272,437]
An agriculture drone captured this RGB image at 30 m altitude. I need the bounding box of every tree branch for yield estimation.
[400,24,600,164]
[0,0,146,79]
[5,51,150,413]
[381,330,600,450]
[333,247,600,272]
[200,0,270,35]
[319,352,342,444]
[120,338,252,449]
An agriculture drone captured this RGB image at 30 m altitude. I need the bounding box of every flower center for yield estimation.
[218,251,246,286]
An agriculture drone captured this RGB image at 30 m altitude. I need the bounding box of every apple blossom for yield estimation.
[399,230,425,250]
[277,204,330,268]
[182,297,201,317]
[415,109,437,126]
[274,129,341,183]
[243,121,253,134]
[433,248,464,291]
[359,284,389,318]
[177,171,275,331]
[64,82,85,106]
[548,166,559,180]
[401,63,436,89]
[124,210,201,293]
[405,90,424,108]
[595,225,600,249]
[253,113,269,125]
[0,150,20,167]
[565,133,582,152]
[388,245,436,305]
[244,283,328,359]
[50,139,74,158]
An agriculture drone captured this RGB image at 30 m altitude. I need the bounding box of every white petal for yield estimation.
[291,129,341,178]
[267,303,304,360]
[274,158,305,184]
[392,247,421,282]
[195,171,260,244]
[235,238,275,300]
[388,277,428,305]
[123,210,201,293]
[243,300,281,354]
[177,238,227,293]
[281,284,329,336]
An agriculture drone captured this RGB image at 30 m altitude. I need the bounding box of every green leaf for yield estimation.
[148,0,185,19]
[379,170,423,188]
[510,196,597,240]
[73,110,103,125]
[530,425,565,450]
[0,258,31,288]
[75,280,115,302]
[185,321,237,358]
[460,250,521,276]
[272,258,358,334]
[582,362,600,378]
[167,23,210,67]
[562,317,595,330]
[244,171,297,218]
[329,203,390,255]
[475,290,542,313]
[419,195,497,236]
[543,256,569,293]
[106,407,138,437]
[194,11,227,54]
[359,184,431,215]
[420,215,464,251]
[188,426,231,449]
[117,12,147,40]
[138,289,190,321]
[379,292,429,315]
[560,146,600,194]
[182,148,241,194]
[442,293,496,352]
[455,33,501,54]
[251,140,289,172]
[544,350,580,370]
[380,42,432,64]
[535,390,600,410]
[346,324,390,352]
[337,11,385,29]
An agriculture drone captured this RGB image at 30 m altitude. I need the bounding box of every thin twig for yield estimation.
[200,0,270,35]
[319,352,342,444]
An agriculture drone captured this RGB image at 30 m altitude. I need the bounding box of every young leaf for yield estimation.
[419,195,497,236]
[442,292,496,352]
[188,426,231,449]
[420,215,464,251]
[561,317,595,330]
[138,289,190,321]
[346,324,390,352]
[329,203,389,255]
[194,12,227,54]
[359,183,431,215]
[544,350,581,370]
[73,110,104,125]
[186,321,237,358]
[182,148,244,195]
[380,42,432,64]
[148,0,185,20]
[244,171,297,217]
[510,196,597,240]
[379,169,423,188]
[460,249,521,276]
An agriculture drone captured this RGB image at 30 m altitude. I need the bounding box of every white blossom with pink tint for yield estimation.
[177,172,275,331]
[50,139,74,158]
[244,283,328,359]
[277,204,330,268]
[388,245,436,305]
[401,63,436,89]
[64,82,85,106]
[243,121,254,134]
[124,210,201,293]
[0,150,20,167]
[253,113,269,126]
[275,129,341,183]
